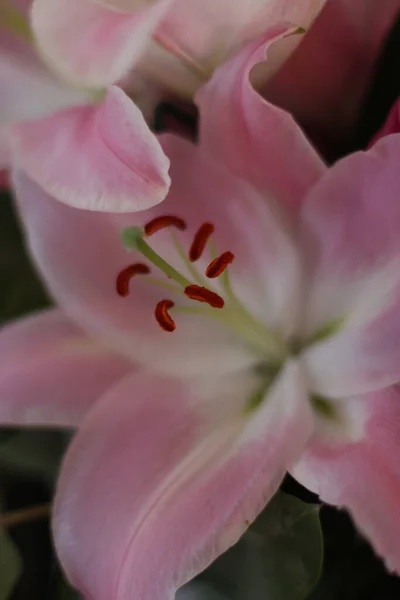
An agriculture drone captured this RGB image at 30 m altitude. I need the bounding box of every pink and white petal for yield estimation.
[92,0,154,11]
[292,386,400,573]
[196,28,326,216]
[155,0,325,85]
[31,0,174,87]
[0,309,133,427]
[300,134,400,397]
[14,134,300,376]
[266,0,400,147]
[53,361,313,600]
[0,30,92,126]
[12,0,32,13]
[12,86,170,212]
[156,135,302,338]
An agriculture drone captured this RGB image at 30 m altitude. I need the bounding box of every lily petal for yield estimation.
[53,361,313,600]
[293,386,400,573]
[0,309,132,427]
[0,30,91,126]
[266,0,400,146]
[196,28,325,216]
[12,0,32,14]
[31,0,174,87]
[12,86,170,211]
[156,0,325,86]
[300,135,400,397]
[14,134,300,375]
[92,0,155,10]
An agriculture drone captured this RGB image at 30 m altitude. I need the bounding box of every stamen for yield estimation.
[189,223,215,262]
[144,215,186,236]
[155,299,176,332]
[116,263,150,296]
[184,285,224,308]
[121,227,191,288]
[206,251,235,278]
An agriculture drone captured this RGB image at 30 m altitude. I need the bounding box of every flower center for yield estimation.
[116,215,285,361]
[118,216,231,327]
[116,216,349,428]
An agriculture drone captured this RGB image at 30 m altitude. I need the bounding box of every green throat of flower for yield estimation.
[117,215,345,420]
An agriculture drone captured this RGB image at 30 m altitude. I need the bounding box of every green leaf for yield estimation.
[177,582,229,600]
[0,191,49,324]
[0,429,71,483]
[308,509,382,600]
[57,579,83,600]
[0,526,22,599]
[201,491,323,600]
[254,492,323,600]
[0,431,17,445]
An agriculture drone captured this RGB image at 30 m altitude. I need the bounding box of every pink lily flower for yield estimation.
[3,25,400,599]
[0,0,171,211]
[30,0,326,97]
[266,0,400,146]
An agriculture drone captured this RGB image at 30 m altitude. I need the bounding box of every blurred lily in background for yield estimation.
[1,22,400,599]
[0,0,171,211]
[0,0,326,212]
[265,0,400,151]
[30,0,325,96]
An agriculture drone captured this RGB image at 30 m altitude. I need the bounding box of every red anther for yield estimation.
[189,222,215,262]
[116,263,150,297]
[155,299,176,332]
[184,285,224,308]
[144,215,186,236]
[205,251,235,278]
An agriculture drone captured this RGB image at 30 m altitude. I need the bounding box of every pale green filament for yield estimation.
[121,227,191,288]
[208,239,219,260]
[171,233,207,287]
[121,226,287,360]
[308,318,343,345]
[221,268,286,359]
[146,277,182,294]
[1,1,32,40]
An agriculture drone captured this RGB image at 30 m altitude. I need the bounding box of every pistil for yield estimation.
[121,227,191,289]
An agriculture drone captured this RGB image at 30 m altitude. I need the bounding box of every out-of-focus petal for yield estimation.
[31,0,174,87]
[12,0,32,14]
[300,135,400,397]
[0,30,91,126]
[155,0,325,88]
[92,0,154,10]
[266,0,400,146]
[12,86,170,212]
[197,28,325,216]
[293,386,400,573]
[14,134,300,375]
[0,309,132,427]
[53,362,313,600]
